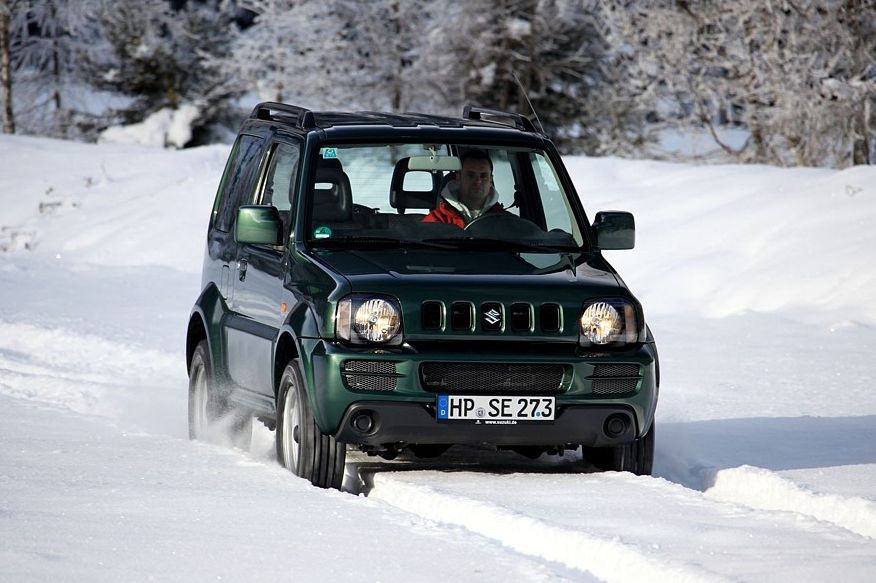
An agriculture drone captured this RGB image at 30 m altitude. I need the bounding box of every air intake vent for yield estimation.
[451,301,474,331]
[540,303,562,332]
[591,363,640,395]
[510,303,532,332]
[342,360,398,391]
[420,362,567,393]
[421,301,444,331]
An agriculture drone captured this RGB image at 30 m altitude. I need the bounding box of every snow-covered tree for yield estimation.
[0,0,13,133]
[216,0,348,108]
[601,0,876,167]
[4,0,100,137]
[421,0,618,153]
[75,0,238,143]
[332,0,437,112]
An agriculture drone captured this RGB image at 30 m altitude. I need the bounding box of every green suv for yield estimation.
[186,102,659,489]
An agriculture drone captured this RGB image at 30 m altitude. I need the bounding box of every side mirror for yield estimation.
[592,211,635,250]
[236,205,283,245]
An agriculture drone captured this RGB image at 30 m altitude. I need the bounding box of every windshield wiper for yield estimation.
[309,236,456,250]
[423,237,582,253]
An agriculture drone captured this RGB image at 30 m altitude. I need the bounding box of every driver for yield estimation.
[423,149,503,227]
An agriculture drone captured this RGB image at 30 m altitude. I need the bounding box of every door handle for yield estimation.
[237,258,248,281]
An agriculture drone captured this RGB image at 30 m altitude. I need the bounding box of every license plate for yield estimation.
[436,395,555,423]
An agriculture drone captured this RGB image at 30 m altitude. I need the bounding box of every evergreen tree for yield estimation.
[218,0,345,108]
[424,0,618,153]
[5,0,99,137]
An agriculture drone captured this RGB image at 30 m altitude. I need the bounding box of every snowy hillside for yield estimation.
[1,134,874,582]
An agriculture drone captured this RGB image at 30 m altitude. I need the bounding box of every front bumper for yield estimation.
[334,401,638,447]
[299,338,658,446]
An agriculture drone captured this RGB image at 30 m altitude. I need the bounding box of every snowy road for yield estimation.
[2,288,874,582]
[2,136,875,581]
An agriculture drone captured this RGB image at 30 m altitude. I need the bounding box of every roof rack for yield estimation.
[462,105,538,133]
[250,101,316,130]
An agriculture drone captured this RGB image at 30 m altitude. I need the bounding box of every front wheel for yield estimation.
[276,360,346,489]
[582,422,655,476]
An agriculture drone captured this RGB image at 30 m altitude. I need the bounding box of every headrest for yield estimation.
[312,165,352,222]
[390,157,440,213]
[317,157,343,172]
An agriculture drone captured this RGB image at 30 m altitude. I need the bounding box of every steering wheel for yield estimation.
[464,212,544,237]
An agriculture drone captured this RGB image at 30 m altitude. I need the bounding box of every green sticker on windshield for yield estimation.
[321,147,338,159]
[313,226,333,239]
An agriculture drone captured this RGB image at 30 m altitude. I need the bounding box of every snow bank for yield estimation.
[568,157,876,327]
[98,104,201,149]
[0,135,227,272]
[705,465,876,539]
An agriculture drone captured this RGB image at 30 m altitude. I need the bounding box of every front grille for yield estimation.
[343,360,396,374]
[540,303,562,332]
[342,360,397,391]
[421,301,443,331]
[420,362,566,393]
[510,303,532,332]
[591,363,640,395]
[451,302,474,331]
[421,301,565,334]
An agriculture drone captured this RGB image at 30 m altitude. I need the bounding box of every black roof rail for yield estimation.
[250,101,316,130]
[462,105,538,133]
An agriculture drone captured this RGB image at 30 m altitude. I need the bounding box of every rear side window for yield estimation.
[212,134,264,232]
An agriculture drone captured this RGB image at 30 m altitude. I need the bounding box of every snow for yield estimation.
[98,104,201,149]
[1,134,875,581]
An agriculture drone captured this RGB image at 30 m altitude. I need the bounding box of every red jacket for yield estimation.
[423,200,503,228]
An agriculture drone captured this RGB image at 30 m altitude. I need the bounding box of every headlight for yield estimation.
[336,295,403,345]
[579,299,641,346]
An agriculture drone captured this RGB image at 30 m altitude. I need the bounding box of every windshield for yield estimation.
[305,143,585,251]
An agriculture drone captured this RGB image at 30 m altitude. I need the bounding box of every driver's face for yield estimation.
[457,159,492,210]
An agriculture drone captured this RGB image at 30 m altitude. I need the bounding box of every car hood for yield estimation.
[310,248,630,340]
[314,247,618,282]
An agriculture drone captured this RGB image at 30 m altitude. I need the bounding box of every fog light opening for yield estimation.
[352,411,375,433]
[604,414,629,439]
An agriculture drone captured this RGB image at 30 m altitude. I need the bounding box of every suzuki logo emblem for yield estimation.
[484,309,501,325]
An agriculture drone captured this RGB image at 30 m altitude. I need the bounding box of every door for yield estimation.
[229,139,302,400]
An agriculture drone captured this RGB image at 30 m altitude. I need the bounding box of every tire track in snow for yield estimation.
[703,464,876,539]
[368,474,731,583]
[367,470,876,583]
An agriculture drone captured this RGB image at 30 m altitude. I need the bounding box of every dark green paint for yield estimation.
[188,104,659,448]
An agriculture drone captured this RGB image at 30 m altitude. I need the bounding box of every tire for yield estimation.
[276,360,346,489]
[188,340,252,449]
[582,422,655,476]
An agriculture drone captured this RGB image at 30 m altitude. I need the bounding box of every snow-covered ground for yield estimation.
[1,134,874,582]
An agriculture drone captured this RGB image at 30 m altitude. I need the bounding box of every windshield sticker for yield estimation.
[321,147,338,159]
[313,226,333,239]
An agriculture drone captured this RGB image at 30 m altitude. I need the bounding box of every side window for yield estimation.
[213,134,264,232]
[531,152,581,242]
[261,142,300,212]
[490,149,518,215]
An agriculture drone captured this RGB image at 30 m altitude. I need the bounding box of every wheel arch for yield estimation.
[187,283,227,378]
[186,311,209,373]
[274,300,334,431]
[274,330,300,399]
